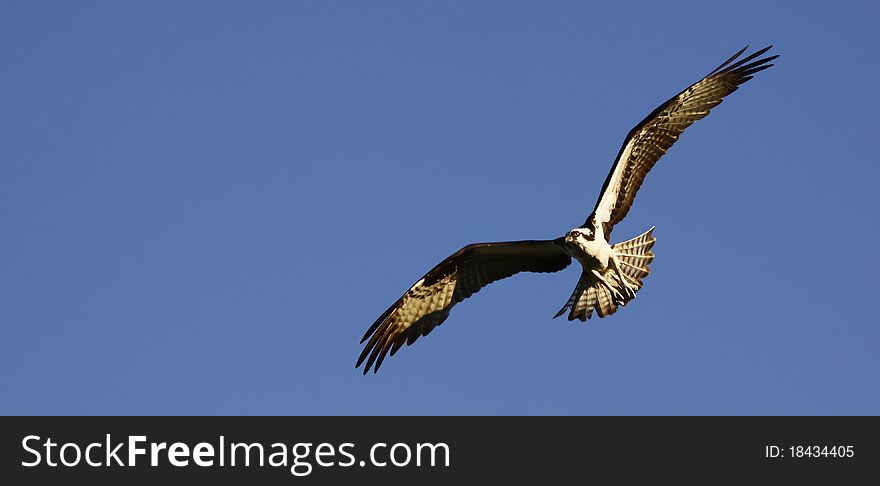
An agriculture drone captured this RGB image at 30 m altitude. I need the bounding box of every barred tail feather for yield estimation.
[612,226,656,287]
[595,283,617,318]
[554,272,597,319]
[554,227,656,322]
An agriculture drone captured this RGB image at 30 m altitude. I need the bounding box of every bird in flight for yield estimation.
[357,46,778,374]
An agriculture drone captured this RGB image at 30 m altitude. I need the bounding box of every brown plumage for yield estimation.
[589,46,778,240]
[356,241,571,373]
[357,46,777,374]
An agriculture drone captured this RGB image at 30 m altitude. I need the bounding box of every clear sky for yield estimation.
[2,1,878,415]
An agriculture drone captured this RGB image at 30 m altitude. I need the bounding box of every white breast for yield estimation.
[565,237,613,271]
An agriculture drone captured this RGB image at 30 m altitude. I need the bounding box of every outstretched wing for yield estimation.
[588,46,778,239]
[356,240,571,374]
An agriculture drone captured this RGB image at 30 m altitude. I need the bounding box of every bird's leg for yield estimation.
[610,254,638,300]
[591,269,626,304]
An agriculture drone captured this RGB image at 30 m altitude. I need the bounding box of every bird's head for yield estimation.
[566,227,595,244]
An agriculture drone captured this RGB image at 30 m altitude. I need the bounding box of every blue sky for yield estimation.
[2,1,878,415]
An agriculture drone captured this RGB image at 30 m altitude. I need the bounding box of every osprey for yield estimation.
[357,46,777,374]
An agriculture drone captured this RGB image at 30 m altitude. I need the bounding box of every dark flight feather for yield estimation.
[356,240,571,373]
[588,46,778,239]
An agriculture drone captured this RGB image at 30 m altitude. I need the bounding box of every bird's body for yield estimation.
[356,46,778,374]
[564,229,611,271]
